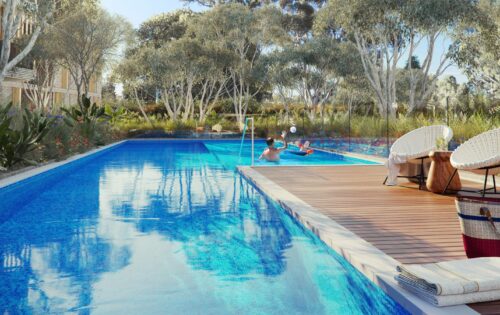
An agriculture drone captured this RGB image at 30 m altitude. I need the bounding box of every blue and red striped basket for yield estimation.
[456,194,500,258]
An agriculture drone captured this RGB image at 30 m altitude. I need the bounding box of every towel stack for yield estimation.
[396,257,500,306]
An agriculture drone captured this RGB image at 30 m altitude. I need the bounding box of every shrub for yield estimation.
[164,119,196,132]
[0,105,53,168]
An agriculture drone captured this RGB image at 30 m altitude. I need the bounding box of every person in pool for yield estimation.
[259,131,288,162]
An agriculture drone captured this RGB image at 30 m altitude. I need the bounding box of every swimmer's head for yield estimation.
[266,137,274,147]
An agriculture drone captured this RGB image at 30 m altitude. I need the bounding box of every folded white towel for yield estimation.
[397,275,500,307]
[397,258,500,296]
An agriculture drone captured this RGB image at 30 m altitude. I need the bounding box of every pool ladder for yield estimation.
[238,117,255,166]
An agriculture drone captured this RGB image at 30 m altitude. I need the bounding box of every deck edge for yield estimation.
[238,166,479,315]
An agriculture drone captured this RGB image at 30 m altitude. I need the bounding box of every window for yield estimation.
[11,87,21,106]
[61,69,69,89]
[53,92,64,106]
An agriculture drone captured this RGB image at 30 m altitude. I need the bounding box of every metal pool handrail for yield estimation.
[238,117,255,166]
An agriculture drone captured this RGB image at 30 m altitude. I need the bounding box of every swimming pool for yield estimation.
[0,140,406,314]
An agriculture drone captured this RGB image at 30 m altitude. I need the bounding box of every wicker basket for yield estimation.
[456,194,500,258]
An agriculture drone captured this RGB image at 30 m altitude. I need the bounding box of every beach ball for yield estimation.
[290,126,297,133]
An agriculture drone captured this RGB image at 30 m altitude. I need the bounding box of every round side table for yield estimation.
[426,151,462,194]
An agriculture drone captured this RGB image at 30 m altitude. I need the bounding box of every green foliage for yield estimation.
[61,96,112,146]
[137,9,196,47]
[105,104,127,124]
[0,105,53,168]
[164,119,197,132]
[63,95,108,125]
[450,0,499,98]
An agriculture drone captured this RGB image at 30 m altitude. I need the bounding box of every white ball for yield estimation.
[290,126,297,134]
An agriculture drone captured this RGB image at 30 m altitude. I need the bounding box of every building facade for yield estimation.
[0,3,102,107]
[3,68,102,107]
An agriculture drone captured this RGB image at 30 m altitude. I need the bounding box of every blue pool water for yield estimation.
[205,139,379,167]
[0,140,406,314]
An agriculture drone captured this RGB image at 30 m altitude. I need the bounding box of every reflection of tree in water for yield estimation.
[102,159,292,278]
[1,141,293,313]
[0,164,131,314]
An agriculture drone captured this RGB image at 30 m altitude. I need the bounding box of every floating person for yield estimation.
[288,140,314,156]
[259,131,288,162]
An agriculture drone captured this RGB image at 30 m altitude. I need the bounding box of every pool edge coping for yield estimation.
[0,140,127,189]
[238,166,479,315]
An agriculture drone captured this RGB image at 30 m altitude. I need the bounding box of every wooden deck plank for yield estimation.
[252,165,498,314]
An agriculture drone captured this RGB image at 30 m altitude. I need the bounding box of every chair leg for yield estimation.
[442,168,458,195]
[482,168,489,197]
[419,158,424,190]
[383,176,388,185]
[493,175,497,194]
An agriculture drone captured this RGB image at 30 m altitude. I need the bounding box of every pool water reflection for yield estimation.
[0,140,407,314]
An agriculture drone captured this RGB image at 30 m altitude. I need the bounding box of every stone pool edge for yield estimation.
[238,166,479,315]
[0,140,127,189]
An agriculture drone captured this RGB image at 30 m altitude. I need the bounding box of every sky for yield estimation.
[101,0,467,83]
[101,0,203,28]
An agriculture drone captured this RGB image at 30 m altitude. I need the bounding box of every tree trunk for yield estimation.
[133,87,153,127]
[353,32,397,118]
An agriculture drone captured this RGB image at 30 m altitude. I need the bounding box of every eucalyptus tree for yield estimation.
[191,3,286,128]
[270,37,362,120]
[317,0,479,116]
[22,35,58,109]
[181,0,265,8]
[0,0,56,94]
[278,0,326,43]
[317,0,405,117]
[46,5,131,108]
[120,32,230,122]
[151,37,229,122]
[451,0,499,99]
[114,48,153,126]
[399,0,476,114]
[265,53,297,118]
[137,9,196,48]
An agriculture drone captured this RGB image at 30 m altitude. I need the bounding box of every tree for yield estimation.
[119,7,231,123]
[134,9,197,118]
[431,75,459,111]
[0,0,56,94]
[317,0,478,116]
[182,0,264,8]
[400,0,476,114]
[191,3,285,128]
[114,49,154,126]
[451,0,499,99]
[137,9,196,48]
[405,56,421,70]
[317,0,405,117]
[19,32,58,109]
[101,81,117,103]
[278,0,326,43]
[271,37,362,120]
[45,5,131,109]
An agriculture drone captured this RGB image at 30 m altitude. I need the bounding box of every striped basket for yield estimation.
[456,195,500,258]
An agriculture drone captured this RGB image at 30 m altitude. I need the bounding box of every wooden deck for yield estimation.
[253,165,500,315]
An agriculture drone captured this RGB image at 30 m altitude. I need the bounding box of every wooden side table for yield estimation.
[426,151,462,193]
